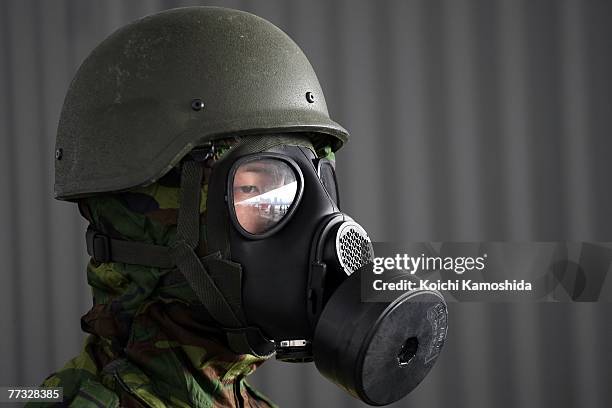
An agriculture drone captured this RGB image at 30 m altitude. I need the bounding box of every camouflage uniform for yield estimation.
[30,144,280,408]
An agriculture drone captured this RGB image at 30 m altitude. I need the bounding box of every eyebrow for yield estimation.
[238,163,273,174]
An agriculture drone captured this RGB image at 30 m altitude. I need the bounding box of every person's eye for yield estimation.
[238,185,259,194]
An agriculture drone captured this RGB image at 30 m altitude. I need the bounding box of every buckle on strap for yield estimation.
[86,228,111,263]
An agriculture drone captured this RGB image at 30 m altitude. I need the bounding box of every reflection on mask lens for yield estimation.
[233,159,298,234]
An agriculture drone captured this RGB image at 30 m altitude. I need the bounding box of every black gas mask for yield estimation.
[84,136,448,406]
[204,138,449,406]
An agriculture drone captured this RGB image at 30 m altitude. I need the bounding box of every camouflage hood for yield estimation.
[35,141,277,407]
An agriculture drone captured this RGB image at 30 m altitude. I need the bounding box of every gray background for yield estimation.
[1,0,611,407]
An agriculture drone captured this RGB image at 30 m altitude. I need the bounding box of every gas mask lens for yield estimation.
[231,157,302,235]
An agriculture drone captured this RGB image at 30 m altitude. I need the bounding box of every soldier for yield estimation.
[33,6,447,407]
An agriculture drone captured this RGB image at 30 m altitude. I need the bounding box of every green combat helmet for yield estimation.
[46,7,352,407]
[54,6,348,200]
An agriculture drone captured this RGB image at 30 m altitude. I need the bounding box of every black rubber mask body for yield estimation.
[207,144,342,341]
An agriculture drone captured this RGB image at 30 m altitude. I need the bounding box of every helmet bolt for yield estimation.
[55,148,63,160]
[191,98,204,111]
[305,91,315,103]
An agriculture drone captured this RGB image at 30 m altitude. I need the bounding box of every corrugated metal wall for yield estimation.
[1,0,610,407]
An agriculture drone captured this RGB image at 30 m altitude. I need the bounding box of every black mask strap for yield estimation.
[83,156,274,357]
[171,159,274,357]
[170,159,239,326]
